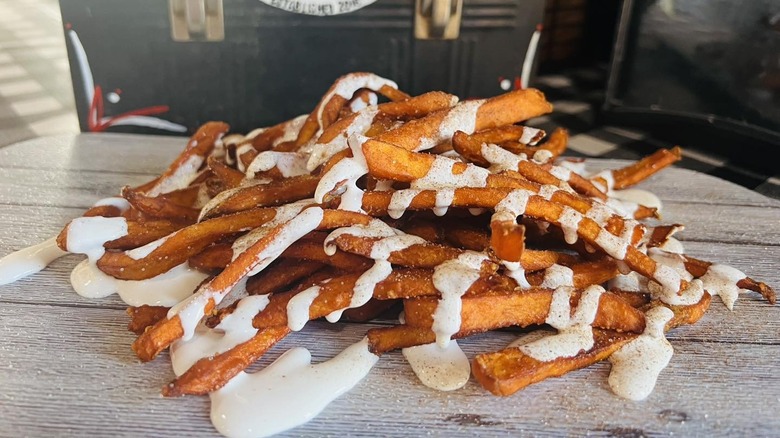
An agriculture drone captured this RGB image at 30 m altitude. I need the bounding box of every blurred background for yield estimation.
[0,0,777,197]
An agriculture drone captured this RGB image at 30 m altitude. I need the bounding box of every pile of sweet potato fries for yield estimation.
[53,72,775,400]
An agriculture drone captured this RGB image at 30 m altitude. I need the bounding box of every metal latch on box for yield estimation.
[415,0,463,40]
[169,0,224,42]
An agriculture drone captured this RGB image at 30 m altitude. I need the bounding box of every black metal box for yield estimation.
[60,0,545,135]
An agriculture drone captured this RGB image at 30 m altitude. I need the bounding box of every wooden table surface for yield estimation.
[1,133,779,437]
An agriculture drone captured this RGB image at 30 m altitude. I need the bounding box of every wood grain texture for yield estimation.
[0,134,778,437]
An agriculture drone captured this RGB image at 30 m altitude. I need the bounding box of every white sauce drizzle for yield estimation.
[197,179,272,223]
[245,151,309,179]
[540,264,575,288]
[0,237,67,286]
[387,189,421,219]
[304,107,379,171]
[148,154,206,196]
[170,207,324,341]
[558,207,582,244]
[315,73,397,134]
[519,285,604,362]
[286,285,322,331]
[272,114,307,148]
[402,341,471,391]
[412,156,489,190]
[532,149,553,164]
[209,338,378,438]
[481,143,523,172]
[169,294,270,375]
[416,99,483,151]
[699,264,748,310]
[659,237,684,254]
[234,144,255,173]
[323,221,424,322]
[433,189,455,216]
[431,251,489,348]
[608,306,674,400]
[313,134,370,212]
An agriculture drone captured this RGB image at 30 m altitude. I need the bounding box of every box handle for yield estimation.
[415,0,463,40]
[169,0,224,42]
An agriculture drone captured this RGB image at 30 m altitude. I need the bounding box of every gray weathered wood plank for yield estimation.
[1,305,778,438]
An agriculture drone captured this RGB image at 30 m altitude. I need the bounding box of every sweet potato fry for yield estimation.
[97,208,278,280]
[146,121,229,196]
[402,288,645,335]
[127,305,170,335]
[472,293,711,396]
[207,156,245,189]
[373,89,552,151]
[163,325,291,396]
[198,175,319,219]
[122,187,200,222]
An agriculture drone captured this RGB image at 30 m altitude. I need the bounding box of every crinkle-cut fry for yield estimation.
[133,209,375,361]
[199,175,320,219]
[97,208,278,280]
[56,218,186,252]
[163,325,291,397]
[373,88,552,151]
[452,126,547,164]
[594,147,682,190]
[207,156,244,189]
[680,254,776,304]
[403,288,645,335]
[145,121,229,196]
[127,305,170,335]
[472,293,712,396]
[121,186,200,223]
[536,127,569,158]
[525,258,620,288]
[360,188,676,292]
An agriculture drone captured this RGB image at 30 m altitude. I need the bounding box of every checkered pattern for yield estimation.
[0,0,79,147]
[532,70,780,200]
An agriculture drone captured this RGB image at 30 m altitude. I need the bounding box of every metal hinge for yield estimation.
[169,0,224,42]
[415,0,463,40]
